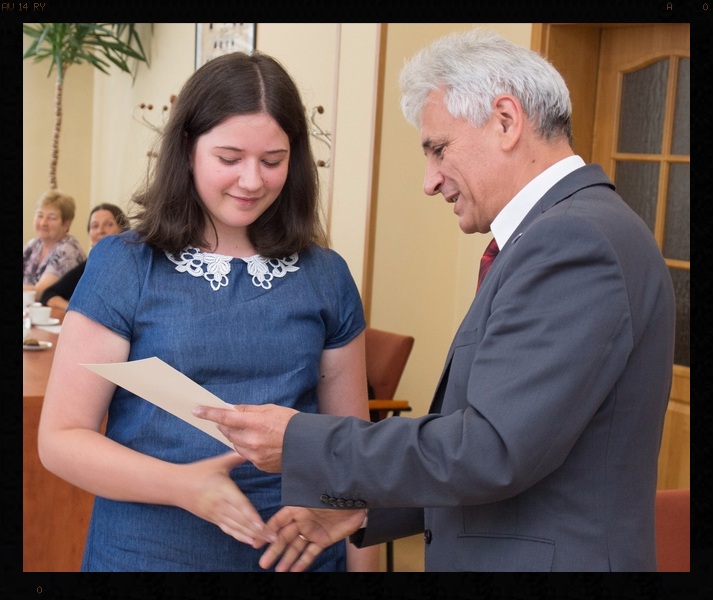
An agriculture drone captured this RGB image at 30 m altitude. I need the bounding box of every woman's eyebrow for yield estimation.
[213,145,288,155]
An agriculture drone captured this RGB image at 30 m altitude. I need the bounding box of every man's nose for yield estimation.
[423,161,443,196]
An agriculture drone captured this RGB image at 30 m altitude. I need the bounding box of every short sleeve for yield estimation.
[68,232,145,340]
[312,247,366,350]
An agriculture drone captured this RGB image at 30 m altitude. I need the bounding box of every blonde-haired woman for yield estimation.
[23,189,86,298]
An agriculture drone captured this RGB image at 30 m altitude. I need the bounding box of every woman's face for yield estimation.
[88,209,124,246]
[190,112,290,252]
[33,204,69,244]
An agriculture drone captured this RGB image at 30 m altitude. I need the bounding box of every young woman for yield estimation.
[39,51,378,572]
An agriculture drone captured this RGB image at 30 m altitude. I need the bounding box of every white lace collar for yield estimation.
[166,247,299,291]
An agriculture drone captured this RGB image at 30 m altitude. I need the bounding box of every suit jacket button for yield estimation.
[320,494,330,505]
[354,500,366,508]
[424,529,432,544]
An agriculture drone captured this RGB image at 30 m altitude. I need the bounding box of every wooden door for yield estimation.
[535,24,690,490]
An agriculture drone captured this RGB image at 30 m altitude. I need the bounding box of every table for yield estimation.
[23,308,97,572]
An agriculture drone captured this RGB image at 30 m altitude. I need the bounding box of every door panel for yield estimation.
[593,24,690,490]
[537,24,690,490]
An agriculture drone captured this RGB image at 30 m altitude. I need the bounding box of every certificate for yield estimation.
[82,357,234,448]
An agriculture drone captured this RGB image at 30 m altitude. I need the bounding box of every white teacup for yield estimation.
[28,304,52,325]
[23,290,36,307]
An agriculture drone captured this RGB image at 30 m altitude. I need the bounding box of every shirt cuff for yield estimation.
[359,509,368,529]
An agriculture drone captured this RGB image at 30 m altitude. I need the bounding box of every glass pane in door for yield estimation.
[664,163,690,261]
[614,161,660,233]
[672,57,690,156]
[617,59,668,154]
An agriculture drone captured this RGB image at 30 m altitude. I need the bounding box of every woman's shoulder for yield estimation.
[53,234,84,253]
[297,244,355,282]
[299,243,346,265]
[92,230,142,249]
[54,235,86,258]
[23,237,40,251]
[89,230,151,261]
[58,234,82,246]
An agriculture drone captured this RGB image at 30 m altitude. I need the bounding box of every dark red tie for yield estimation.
[477,238,499,290]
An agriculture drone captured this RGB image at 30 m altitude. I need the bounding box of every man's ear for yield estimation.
[492,94,523,151]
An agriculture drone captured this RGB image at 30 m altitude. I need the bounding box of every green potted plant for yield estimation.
[23,23,151,190]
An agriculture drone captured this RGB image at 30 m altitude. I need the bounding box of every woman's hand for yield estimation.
[45,295,69,310]
[176,451,277,546]
[257,506,366,572]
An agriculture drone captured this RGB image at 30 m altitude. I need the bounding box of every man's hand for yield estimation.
[257,506,366,572]
[192,404,298,473]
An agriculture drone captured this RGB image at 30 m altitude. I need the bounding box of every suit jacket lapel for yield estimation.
[426,164,615,415]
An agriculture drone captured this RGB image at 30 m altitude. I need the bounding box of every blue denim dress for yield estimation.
[69,231,365,571]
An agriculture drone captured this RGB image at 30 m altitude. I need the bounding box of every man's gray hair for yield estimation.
[399,28,573,144]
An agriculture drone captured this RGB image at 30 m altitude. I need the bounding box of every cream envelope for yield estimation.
[82,357,234,448]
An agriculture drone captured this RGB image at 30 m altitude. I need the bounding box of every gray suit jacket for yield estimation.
[282,164,675,571]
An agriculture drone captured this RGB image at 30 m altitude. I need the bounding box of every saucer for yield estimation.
[32,317,60,326]
[23,340,53,351]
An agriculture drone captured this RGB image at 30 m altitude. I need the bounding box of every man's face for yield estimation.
[419,88,507,234]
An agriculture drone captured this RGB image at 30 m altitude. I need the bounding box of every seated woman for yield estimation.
[40,203,130,309]
[23,189,87,299]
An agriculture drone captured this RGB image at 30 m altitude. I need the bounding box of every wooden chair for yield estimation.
[365,326,414,422]
[655,488,690,572]
[364,326,415,571]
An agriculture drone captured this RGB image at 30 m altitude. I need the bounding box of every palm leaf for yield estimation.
[23,22,151,188]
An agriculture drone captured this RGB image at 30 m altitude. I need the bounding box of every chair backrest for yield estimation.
[655,488,690,572]
[364,327,414,400]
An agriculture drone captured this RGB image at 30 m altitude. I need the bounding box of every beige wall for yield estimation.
[256,22,340,235]
[23,35,94,250]
[90,23,196,218]
[23,23,533,418]
[328,24,381,291]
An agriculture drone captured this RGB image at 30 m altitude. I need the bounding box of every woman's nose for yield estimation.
[238,161,263,190]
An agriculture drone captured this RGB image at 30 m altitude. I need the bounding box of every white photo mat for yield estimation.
[195,23,256,69]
